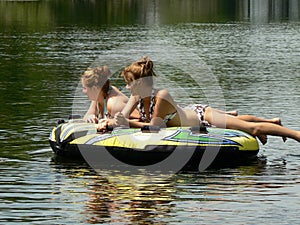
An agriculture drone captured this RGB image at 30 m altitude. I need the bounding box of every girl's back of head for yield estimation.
[122,56,157,81]
[82,66,111,88]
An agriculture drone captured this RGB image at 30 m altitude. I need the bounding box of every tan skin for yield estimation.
[109,66,300,145]
[81,78,139,123]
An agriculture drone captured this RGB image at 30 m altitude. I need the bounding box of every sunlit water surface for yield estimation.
[0,1,300,224]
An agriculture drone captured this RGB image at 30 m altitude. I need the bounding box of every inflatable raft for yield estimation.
[49,119,259,171]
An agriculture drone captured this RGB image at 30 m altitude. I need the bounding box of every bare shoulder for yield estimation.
[107,96,128,109]
[111,86,127,97]
[156,89,171,97]
[106,96,127,117]
[109,86,128,100]
[155,89,174,102]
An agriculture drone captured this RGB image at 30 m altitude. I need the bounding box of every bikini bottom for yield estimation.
[184,104,211,127]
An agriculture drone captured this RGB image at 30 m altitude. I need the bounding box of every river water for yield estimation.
[0,0,300,224]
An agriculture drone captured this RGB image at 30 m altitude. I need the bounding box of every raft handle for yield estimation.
[141,125,160,133]
[57,119,65,125]
[106,125,114,132]
[190,123,208,134]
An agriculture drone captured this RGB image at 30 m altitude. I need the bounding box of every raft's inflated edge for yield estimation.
[50,140,259,170]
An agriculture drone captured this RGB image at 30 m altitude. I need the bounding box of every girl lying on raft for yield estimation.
[81,65,140,123]
[97,56,300,145]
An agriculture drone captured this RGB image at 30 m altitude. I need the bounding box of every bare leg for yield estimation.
[226,110,238,116]
[217,110,283,125]
[204,107,300,144]
[211,110,287,142]
[236,115,286,142]
[213,108,238,116]
[237,114,280,124]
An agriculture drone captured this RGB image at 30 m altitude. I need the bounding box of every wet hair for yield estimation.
[81,66,111,93]
[121,56,157,84]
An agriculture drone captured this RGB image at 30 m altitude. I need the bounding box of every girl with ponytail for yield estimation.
[102,56,300,145]
[81,65,139,123]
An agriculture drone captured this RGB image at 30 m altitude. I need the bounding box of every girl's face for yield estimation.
[124,72,151,96]
[81,78,99,101]
[124,73,139,95]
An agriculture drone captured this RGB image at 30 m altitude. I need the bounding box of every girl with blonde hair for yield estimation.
[81,65,139,123]
[109,56,300,144]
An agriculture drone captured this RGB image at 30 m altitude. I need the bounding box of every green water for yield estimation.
[0,0,300,224]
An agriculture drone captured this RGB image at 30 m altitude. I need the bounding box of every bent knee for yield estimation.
[251,124,263,136]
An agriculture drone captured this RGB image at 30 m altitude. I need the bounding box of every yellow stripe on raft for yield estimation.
[70,127,259,151]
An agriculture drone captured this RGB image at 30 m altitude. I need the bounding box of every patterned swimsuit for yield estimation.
[184,104,211,126]
[137,89,156,123]
[137,89,210,126]
[137,89,176,123]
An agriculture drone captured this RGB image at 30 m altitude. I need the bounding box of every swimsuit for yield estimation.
[137,89,209,126]
[137,89,156,122]
[162,111,177,123]
[184,104,211,126]
[137,89,177,123]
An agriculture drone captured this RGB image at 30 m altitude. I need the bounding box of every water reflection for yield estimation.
[52,158,176,224]
[249,0,300,23]
[49,157,298,224]
[1,0,300,224]
[0,154,297,224]
[0,0,299,30]
[85,174,175,224]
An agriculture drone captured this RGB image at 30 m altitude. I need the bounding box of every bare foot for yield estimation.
[257,134,268,145]
[296,131,300,143]
[272,117,282,125]
[272,118,287,142]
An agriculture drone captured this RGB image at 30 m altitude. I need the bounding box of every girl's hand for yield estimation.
[97,119,108,132]
[114,112,129,127]
[84,114,98,123]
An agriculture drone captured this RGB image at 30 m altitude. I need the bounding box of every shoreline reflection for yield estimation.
[0,0,299,31]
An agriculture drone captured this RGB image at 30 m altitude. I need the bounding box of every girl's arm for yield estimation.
[114,113,150,128]
[115,89,177,128]
[97,115,148,132]
[151,89,177,126]
[120,95,139,118]
[108,95,140,120]
[97,95,141,131]
[113,94,143,128]
[83,101,98,123]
